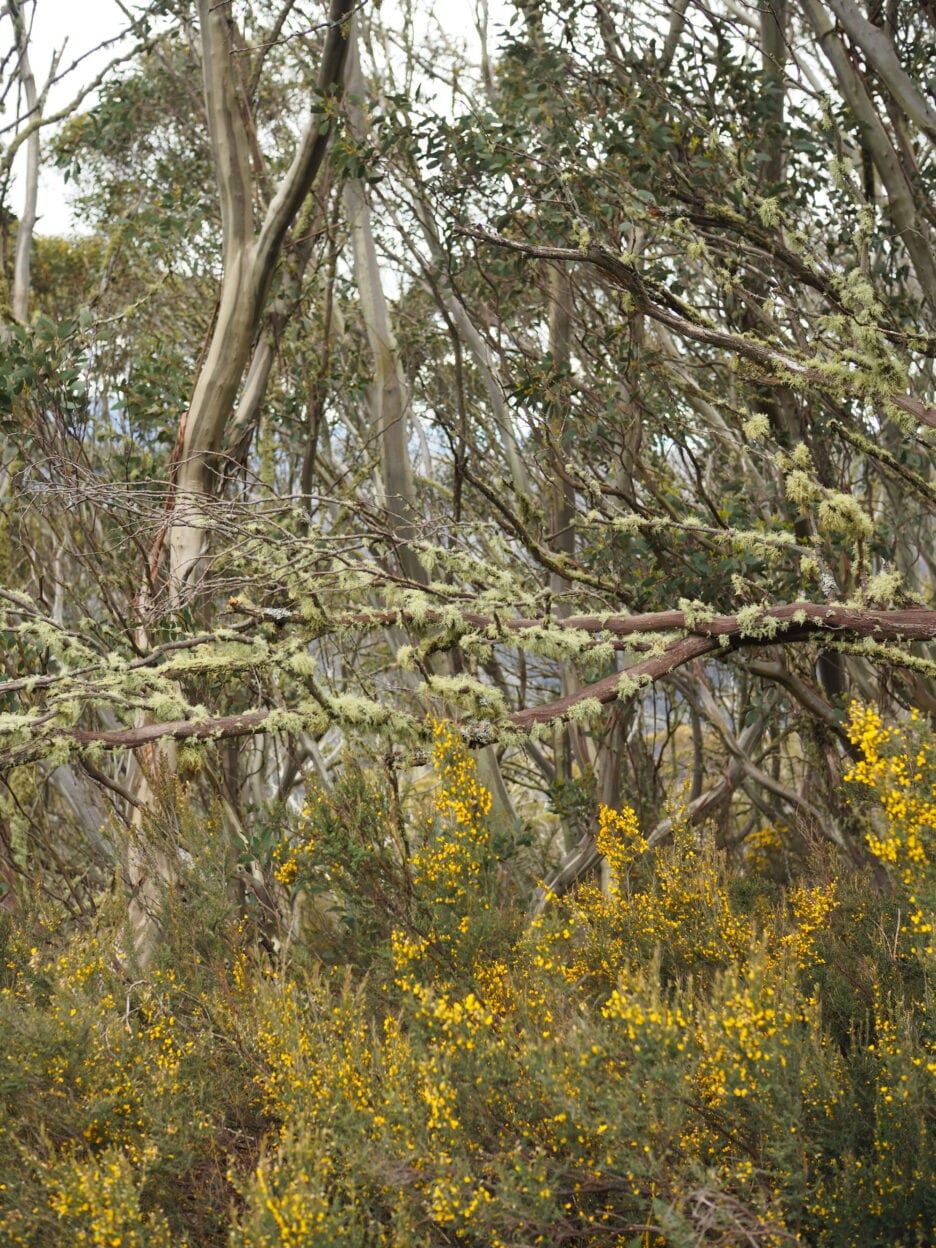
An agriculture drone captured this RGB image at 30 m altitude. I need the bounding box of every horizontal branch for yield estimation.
[70,710,270,750]
[509,634,719,728]
[229,597,936,643]
[509,602,936,727]
[6,600,936,767]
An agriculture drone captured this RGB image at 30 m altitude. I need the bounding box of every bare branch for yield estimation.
[456,226,936,427]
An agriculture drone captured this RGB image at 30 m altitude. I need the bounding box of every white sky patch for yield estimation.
[4,0,135,234]
[5,0,513,237]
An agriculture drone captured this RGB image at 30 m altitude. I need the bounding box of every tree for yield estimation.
[2,0,936,937]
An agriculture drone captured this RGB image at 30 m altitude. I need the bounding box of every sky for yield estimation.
[6,0,511,237]
[7,0,133,233]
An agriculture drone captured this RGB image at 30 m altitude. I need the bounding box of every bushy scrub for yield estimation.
[0,710,933,1246]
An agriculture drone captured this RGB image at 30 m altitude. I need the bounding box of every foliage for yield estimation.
[2,3,936,1241]
[0,713,932,1246]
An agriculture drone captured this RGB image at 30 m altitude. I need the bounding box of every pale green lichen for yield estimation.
[389,589,434,627]
[860,567,903,606]
[264,708,305,735]
[162,643,259,676]
[830,639,936,679]
[785,469,821,506]
[725,528,795,571]
[51,699,81,724]
[290,703,330,735]
[516,625,595,662]
[0,711,43,734]
[148,693,191,722]
[686,238,707,262]
[565,697,605,724]
[286,651,318,679]
[329,694,390,728]
[47,739,75,767]
[396,645,417,670]
[736,604,782,640]
[758,197,779,228]
[298,601,328,629]
[817,493,873,541]
[616,672,652,700]
[177,743,206,774]
[742,412,771,440]
[422,674,506,717]
[611,513,647,535]
[621,632,669,657]
[585,641,616,668]
[679,599,716,629]
[460,632,501,660]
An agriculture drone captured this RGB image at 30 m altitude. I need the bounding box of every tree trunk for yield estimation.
[7,0,39,324]
[168,0,352,593]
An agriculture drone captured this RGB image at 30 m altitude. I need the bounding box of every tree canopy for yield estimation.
[3,0,936,884]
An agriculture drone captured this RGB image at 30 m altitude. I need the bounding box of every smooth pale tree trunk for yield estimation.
[411,199,531,497]
[760,0,786,192]
[226,186,334,462]
[7,0,38,324]
[5,3,124,906]
[438,291,531,498]
[594,311,644,887]
[342,27,423,587]
[547,264,576,607]
[660,0,691,73]
[343,23,518,827]
[824,0,936,141]
[168,0,353,592]
[128,0,352,965]
[546,265,586,847]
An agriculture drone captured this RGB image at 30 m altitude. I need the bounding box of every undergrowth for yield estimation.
[0,710,932,1246]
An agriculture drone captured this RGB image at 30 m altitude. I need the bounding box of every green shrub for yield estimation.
[0,709,933,1245]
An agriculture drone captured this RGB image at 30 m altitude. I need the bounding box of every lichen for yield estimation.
[679,599,716,629]
[615,672,652,700]
[565,697,605,724]
[736,604,781,640]
[422,674,506,718]
[742,412,771,440]
[287,651,319,679]
[758,197,779,228]
[817,493,873,541]
[611,513,647,535]
[862,567,903,607]
[785,470,820,506]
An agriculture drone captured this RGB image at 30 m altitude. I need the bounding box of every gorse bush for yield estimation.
[0,710,933,1246]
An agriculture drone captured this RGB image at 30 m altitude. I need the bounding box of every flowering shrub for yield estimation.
[0,709,933,1245]
[844,702,936,958]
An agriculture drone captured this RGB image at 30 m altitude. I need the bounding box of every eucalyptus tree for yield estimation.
[2,0,936,939]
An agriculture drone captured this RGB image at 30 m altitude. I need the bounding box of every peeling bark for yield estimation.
[169,0,352,591]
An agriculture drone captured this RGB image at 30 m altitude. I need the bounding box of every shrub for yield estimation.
[0,708,933,1245]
